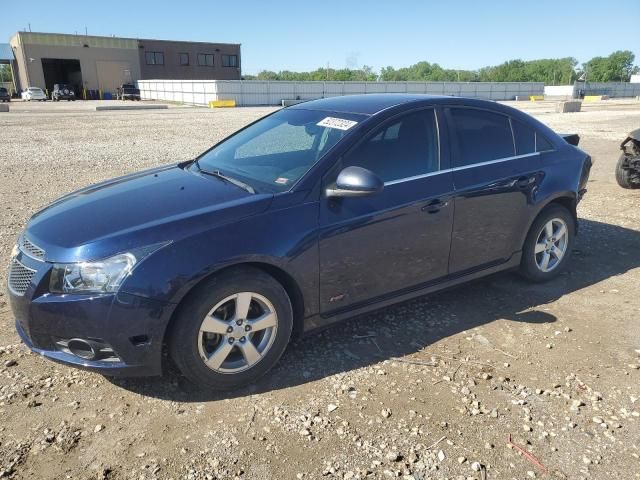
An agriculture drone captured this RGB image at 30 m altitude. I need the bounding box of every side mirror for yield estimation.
[326,166,384,198]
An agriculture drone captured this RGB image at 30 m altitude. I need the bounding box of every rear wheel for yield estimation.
[168,267,293,390]
[616,153,640,189]
[519,205,575,282]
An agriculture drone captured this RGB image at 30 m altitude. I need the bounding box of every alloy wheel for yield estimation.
[197,292,278,374]
[534,218,569,273]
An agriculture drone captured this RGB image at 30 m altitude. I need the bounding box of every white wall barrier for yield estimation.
[137,80,545,106]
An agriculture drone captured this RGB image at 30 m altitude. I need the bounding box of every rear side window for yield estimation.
[512,118,555,154]
[511,119,536,155]
[448,108,515,167]
[536,133,554,152]
[342,109,439,183]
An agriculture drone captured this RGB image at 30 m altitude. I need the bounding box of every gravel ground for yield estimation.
[0,99,639,480]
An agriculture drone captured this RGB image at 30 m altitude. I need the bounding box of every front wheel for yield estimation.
[519,205,575,282]
[616,153,640,189]
[168,267,293,390]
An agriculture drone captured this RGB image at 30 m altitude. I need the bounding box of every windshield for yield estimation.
[193,109,365,193]
[0,88,7,93]
[30,88,43,93]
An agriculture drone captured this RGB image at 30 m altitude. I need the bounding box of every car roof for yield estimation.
[289,94,443,115]
[289,93,516,115]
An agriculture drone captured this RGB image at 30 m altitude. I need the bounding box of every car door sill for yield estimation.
[303,253,522,334]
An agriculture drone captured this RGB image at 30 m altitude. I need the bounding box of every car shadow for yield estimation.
[107,218,640,402]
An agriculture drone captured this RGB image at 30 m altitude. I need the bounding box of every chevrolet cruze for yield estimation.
[7,94,592,390]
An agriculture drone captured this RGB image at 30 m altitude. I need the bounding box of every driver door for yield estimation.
[318,108,455,314]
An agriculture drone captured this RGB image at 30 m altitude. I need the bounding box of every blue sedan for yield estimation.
[7,94,592,390]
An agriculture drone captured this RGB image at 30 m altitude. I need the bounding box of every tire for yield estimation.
[616,153,640,189]
[168,267,293,391]
[519,204,575,282]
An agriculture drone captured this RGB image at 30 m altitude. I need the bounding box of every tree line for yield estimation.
[244,50,639,84]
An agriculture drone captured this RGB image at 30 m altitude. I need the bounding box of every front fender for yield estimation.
[119,201,321,318]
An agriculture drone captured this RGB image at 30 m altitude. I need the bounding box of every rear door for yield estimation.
[318,108,455,314]
[446,107,542,273]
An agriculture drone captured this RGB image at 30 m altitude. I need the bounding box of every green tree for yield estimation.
[0,64,12,84]
[582,51,639,82]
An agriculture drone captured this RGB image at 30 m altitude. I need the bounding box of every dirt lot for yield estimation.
[0,99,639,480]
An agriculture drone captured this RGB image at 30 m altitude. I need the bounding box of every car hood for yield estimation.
[25,164,273,262]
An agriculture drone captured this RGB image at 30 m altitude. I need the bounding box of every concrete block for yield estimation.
[584,95,609,102]
[208,99,236,108]
[95,104,168,111]
[0,103,9,112]
[555,100,582,113]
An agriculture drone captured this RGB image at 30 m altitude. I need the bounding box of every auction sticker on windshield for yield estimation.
[316,117,358,131]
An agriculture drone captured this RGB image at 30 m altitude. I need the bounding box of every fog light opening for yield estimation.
[67,338,97,360]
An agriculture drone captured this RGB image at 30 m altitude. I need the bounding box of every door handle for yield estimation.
[422,199,448,213]
[516,176,534,188]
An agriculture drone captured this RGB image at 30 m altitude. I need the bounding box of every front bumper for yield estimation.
[8,251,176,377]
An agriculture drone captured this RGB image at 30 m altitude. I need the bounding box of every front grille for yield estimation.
[8,258,36,296]
[20,236,45,261]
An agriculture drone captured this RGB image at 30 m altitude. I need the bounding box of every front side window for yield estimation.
[222,54,238,67]
[194,109,365,193]
[179,53,189,66]
[198,53,214,66]
[341,109,439,183]
[145,51,164,65]
[448,108,514,167]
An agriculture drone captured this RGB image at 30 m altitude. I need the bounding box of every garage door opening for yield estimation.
[41,58,82,95]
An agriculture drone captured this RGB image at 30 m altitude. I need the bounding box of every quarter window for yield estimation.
[341,109,439,183]
[198,53,214,66]
[511,118,536,155]
[448,108,514,167]
[179,53,189,66]
[144,51,164,65]
[536,133,554,152]
[222,54,238,67]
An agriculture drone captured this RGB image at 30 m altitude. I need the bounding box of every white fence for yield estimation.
[137,80,545,106]
[544,85,575,99]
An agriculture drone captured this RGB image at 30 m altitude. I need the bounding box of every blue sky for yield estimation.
[3,0,639,74]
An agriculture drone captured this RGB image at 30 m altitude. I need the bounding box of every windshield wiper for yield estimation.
[197,166,255,194]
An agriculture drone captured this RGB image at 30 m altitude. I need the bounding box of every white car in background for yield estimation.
[21,87,47,101]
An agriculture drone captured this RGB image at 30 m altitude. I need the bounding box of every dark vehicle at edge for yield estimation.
[116,83,141,101]
[52,84,76,101]
[0,87,10,102]
[7,94,592,390]
[616,128,640,189]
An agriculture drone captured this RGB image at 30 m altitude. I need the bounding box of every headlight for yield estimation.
[50,253,136,294]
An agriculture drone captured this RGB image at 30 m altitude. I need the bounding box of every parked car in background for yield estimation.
[8,94,592,390]
[21,87,47,101]
[116,83,141,101]
[0,87,10,102]
[52,84,76,101]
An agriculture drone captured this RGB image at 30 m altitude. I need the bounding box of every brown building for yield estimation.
[8,31,241,95]
[138,39,240,81]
